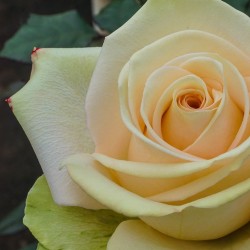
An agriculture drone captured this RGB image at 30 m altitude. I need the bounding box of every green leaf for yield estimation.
[24,176,128,250]
[136,0,147,6]
[95,0,140,32]
[0,201,26,235]
[0,10,97,63]
[245,1,250,16]
[223,0,249,12]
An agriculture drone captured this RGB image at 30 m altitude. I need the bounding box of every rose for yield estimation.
[10,0,250,248]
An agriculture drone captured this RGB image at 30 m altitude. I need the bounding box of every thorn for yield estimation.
[5,97,13,111]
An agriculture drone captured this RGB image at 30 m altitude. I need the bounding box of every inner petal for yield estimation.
[179,56,224,88]
[141,65,190,124]
[150,75,217,150]
[182,56,248,156]
[118,30,250,162]
[139,66,204,157]
[125,31,250,136]
[184,96,202,109]
[119,73,200,163]
[178,89,205,110]
[184,92,243,158]
[161,101,216,150]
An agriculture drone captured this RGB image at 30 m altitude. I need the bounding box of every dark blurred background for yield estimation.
[0,1,92,249]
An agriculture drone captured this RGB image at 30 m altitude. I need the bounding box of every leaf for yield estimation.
[0,201,26,235]
[24,176,128,250]
[223,0,249,12]
[136,0,147,6]
[245,1,250,16]
[0,10,97,63]
[94,0,140,32]
[19,242,38,250]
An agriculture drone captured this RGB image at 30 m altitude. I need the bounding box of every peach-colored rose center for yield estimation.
[178,92,203,109]
[118,31,250,161]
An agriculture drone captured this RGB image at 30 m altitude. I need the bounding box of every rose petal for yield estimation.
[174,54,250,152]
[159,75,216,150]
[119,65,201,162]
[140,66,215,151]
[141,66,190,125]
[92,153,212,178]
[92,151,250,202]
[107,220,250,250]
[66,154,177,216]
[66,153,250,239]
[123,30,248,134]
[183,91,242,158]
[141,184,250,240]
[11,48,104,209]
[148,155,250,203]
[119,30,250,162]
[186,156,250,204]
[86,0,250,160]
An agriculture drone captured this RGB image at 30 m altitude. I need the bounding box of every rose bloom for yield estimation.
[10,0,250,248]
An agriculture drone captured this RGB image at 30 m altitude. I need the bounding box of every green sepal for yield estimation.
[24,176,128,250]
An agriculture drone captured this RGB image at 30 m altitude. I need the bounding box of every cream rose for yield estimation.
[10,0,250,248]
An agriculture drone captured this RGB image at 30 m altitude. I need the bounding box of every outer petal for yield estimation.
[86,0,250,159]
[66,153,250,240]
[107,220,250,250]
[92,152,250,202]
[66,154,175,217]
[11,48,104,209]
